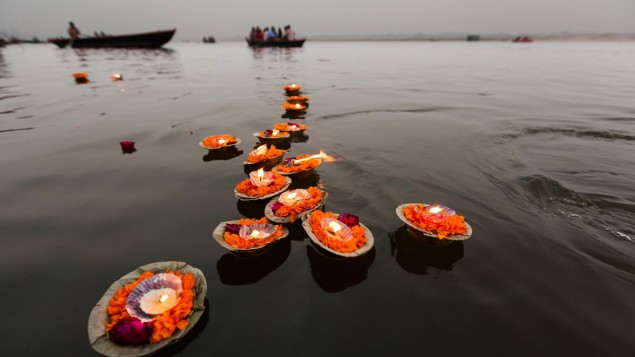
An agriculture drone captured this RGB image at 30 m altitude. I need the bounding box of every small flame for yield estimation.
[257,168,264,180]
[287,192,297,199]
[429,206,443,214]
[218,138,227,145]
[111,73,122,81]
[160,294,169,303]
[250,230,260,238]
[328,221,342,234]
[293,150,337,164]
[272,129,280,136]
[294,103,302,109]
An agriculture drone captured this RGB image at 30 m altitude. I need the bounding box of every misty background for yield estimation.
[1,0,634,40]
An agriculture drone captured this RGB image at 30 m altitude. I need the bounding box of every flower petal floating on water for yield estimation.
[109,317,153,346]
[120,141,136,154]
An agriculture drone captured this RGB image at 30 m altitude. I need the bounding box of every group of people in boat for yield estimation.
[67,22,110,40]
[248,25,296,41]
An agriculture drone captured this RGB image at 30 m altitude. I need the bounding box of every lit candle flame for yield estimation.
[429,206,443,214]
[294,103,302,109]
[328,221,341,234]
[160,294,169,303]
[218,138,227,145]
[272,129,280,136]
[293,150,337,164]
[287,192,297,199]
[257,168,264,180]
[250,230,260,238]
[111,73,122,81]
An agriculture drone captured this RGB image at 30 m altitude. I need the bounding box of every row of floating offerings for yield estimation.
[73,72,123,84]
[89,83,473,356]
[201,83,472,259]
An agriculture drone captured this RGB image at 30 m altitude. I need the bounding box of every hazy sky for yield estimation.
[1,0,634,40]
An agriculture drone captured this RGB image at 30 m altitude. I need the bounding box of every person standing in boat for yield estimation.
[68,22,81,40]
[285,25,296,41]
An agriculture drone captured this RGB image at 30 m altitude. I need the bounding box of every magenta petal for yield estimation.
[225,224,242,234]
[264,129,273,136]
[120,141,135,150]
[271,201,283,211]
[338,213,359,227]
[109,317,152,346]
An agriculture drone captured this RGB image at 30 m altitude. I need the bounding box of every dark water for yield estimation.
[1,41,634,356]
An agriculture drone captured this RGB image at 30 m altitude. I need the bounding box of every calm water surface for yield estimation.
[0,41,634,356]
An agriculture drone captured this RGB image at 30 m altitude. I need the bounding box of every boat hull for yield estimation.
[48,29,176,49]
[246,38,305,48]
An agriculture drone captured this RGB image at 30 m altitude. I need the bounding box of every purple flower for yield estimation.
[338,213,359,227]
[271,201,283,211]
[263,129,273,136]
[109,317,152,346]
[225,223,242,234]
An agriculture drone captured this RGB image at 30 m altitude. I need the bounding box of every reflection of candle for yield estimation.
[139,288,179,315]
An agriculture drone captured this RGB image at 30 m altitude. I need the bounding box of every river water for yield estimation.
[0,41,633,356]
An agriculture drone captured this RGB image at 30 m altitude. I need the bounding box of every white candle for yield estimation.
[139,288,179,315]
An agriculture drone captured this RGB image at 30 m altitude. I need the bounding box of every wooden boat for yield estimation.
[48,29,176,49]
[512,36,533,43]
[246,38,306,48]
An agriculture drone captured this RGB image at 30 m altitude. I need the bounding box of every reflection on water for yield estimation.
[236,200,268,219]
[1,42,634,355]
[153,299,209,357]
[389,226,464,276]
[216,239,291,285]
[203,147,243,162]
[306,245,375,292]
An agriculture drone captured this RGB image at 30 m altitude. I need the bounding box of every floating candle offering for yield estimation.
[125,273,183,322]
[293,150,337,164]
[111,73,123,81]
[73,72,89,83]
[303,210,374,257]
[200,135,239,149]
[282,103,307,111]
[249,168,275,187]
[397,203,471,240]
[278,189,311,206]
[274,122,308,132]
[283,83,301,92]
[285,95,309,103]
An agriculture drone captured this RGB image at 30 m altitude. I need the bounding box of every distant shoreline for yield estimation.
[307,33,635,42]
[208,33,635,42]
